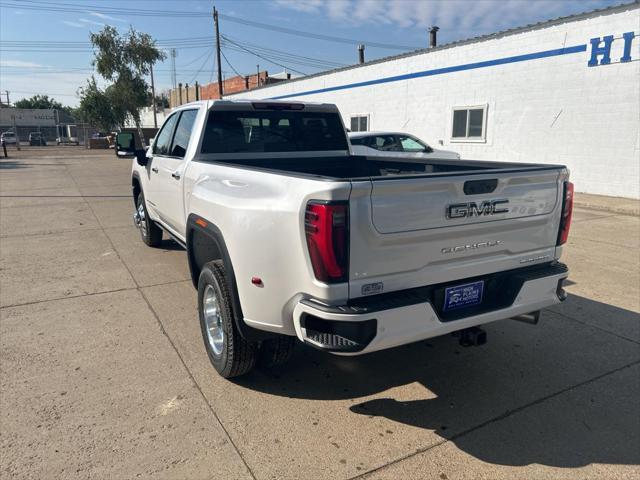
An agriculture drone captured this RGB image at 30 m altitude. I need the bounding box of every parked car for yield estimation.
[349,131,460,160]
[28,132,47,146]
[126,100,572,379]
[1,131,17,145]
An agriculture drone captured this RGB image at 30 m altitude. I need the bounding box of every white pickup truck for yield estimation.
[128,100,572,378]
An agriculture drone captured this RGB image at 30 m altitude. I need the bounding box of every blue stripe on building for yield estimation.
[270,44,588,100]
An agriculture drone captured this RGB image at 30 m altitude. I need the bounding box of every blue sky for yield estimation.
[0,0,624,106]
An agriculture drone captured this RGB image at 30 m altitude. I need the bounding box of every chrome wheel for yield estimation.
[203,285,224,356]
[136,202,148,238]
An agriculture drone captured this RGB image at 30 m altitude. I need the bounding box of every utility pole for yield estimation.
[170,49,177,89]
[150,64,158,128]
[213,6,223,98]
[256,64,260,87]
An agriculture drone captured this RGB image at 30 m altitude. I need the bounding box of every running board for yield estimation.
[154,220,187,249]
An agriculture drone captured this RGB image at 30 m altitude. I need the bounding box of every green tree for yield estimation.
[15,94,72,114]
[79,26,165,141]
[76,77,120,133]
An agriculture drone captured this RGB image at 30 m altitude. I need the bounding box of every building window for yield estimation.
[451,105,487,142]
[350,115,369,132]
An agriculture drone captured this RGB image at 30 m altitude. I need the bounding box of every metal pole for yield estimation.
[150,64,158,128]
[11,114,20,150]
[256,64,259,86]
[358,44,365,64]
[214,7,223,98]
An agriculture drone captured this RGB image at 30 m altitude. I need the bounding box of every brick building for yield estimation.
[170,71,290,108]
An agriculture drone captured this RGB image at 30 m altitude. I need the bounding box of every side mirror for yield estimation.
[424,145,434,153]
[115,132,136,158]
[135,149,148,166]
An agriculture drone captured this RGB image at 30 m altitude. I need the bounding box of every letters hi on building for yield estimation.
[588,32,635,66]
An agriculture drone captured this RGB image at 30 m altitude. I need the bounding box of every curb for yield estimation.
[573,200,640,217]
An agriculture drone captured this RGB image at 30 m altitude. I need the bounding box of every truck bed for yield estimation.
[200,155,562,180]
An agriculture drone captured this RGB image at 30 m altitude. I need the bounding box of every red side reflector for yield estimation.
[305,202,348,283]
[557,181,574,246]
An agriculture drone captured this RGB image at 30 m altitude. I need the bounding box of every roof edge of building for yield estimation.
[227,0,639,98]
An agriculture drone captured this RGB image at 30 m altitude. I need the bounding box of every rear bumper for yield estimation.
[293,262,568,355]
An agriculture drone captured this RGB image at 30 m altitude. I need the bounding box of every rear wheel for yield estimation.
[198,261,258,378]
[135,193,162,247]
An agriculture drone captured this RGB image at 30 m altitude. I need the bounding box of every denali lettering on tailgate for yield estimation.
[442,240,502,254]
[446,199,509,219]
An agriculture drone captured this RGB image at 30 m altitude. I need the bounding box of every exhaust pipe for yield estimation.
[511,311,540,325]
[453,326,487,347]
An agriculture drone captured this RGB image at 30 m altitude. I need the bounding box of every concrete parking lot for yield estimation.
[1,147,639,480]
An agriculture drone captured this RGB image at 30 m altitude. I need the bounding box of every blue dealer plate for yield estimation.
[443,281,484,312]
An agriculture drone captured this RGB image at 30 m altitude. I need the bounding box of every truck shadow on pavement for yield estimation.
[238,294,640,468]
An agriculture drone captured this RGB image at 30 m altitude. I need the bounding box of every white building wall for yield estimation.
[126,107,171,129]
[229,6,640,199]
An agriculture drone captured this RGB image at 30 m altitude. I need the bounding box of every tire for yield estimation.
[198,261,258,378]
[135,193,162,247]
[258,335,296,368]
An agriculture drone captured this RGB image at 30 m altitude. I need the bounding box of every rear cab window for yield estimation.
[201,108,348,154]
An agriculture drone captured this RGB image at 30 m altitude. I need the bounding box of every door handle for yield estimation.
[151,167,159,173]
[171,172,181,180]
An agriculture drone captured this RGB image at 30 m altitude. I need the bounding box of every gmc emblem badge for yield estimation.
[446,199,509,219]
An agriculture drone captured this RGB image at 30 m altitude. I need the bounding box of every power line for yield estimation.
[220,35,306,76]
[5,89,78,97]
[221,35,346,68]
[188,49,214,84]
[0,66,234,74]
[221,43,330,71]
[0,1,421,50]
[220,48,242,78]
[220,13,420,51]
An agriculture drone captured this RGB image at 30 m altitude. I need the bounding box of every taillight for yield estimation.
[557,181,574,245]
[305,201,349,283]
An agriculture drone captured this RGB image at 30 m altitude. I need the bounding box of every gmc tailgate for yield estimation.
[348,167,568,299]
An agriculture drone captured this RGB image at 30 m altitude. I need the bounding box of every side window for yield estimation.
[350,137,365,146]
[170,110,198,158]
[152,113,179,155]
[451,105,487,141]
[398,135,427,152]
[349,114,369,132]
[371,135,400,151]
